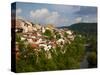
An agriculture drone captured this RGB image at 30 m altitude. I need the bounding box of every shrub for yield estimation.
[43,29,52,37]
[87,52,97,67]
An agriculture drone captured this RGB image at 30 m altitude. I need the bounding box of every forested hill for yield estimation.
[68,23,97,68]
[68,23,97,36]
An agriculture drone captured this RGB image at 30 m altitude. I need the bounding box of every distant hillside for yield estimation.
[68,23,97,36]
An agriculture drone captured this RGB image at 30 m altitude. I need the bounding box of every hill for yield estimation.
[68,23,97,36]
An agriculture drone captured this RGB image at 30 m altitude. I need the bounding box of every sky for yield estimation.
[13,2,97,27]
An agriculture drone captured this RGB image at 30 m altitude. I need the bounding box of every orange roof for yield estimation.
[30,44,39,48]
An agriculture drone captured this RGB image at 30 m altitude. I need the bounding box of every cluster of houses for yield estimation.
[16,19,75,61]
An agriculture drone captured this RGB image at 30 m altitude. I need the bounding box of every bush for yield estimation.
[43,29,52,37]
[16,33,86,72]
[16,33,21,42]
[87,52,97,67]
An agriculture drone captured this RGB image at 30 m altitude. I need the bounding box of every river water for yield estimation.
[80,44,90,68]
[80,52,89,68]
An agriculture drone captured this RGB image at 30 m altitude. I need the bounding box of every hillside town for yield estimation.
[16,19,76,61]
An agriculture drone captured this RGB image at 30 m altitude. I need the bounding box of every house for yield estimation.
[67,35,75,41]
[31,36,36,39]
[30,44,39,49]
[41,27,45,33]
[16,19,25,32]
[25,21,33,27]
[37,32,42,37]
[66,30,72,35]
[56,38,65,45]
[27,25,33,32]
[32,27,37,31]
[27,38,33,44]
[34,24,41,30]
[15,19,77,60]
[35,38,42,44]
[23,26,28,33]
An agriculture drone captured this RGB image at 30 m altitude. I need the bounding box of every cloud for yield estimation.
[75,7,97,16]
[15,3,97,26]
[16,8,22,15]
[75,17,82,23]
[30,8,50,20]
[82,15,97,23]
[50,5,80,14]
[74,7,97,23]
[16,8,24,20]
[30,8,68,27]
[45,11,60,24]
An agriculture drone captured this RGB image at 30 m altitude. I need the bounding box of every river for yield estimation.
[80,44,90,68]
[80,52,89,68]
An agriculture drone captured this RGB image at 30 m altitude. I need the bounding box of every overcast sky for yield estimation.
[14,2,97,27]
